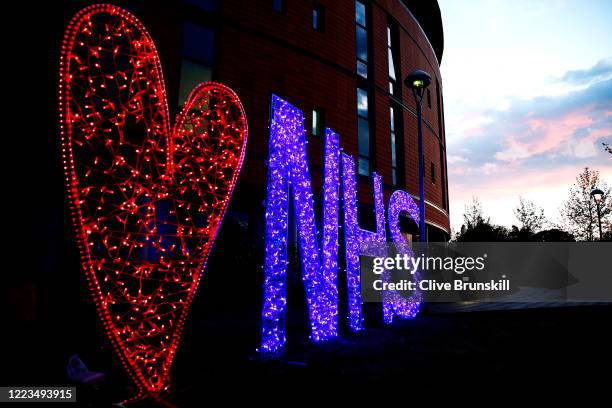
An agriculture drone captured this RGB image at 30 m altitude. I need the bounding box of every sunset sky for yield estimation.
[438,0,612,231]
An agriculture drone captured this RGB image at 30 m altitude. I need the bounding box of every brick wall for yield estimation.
[216,0,450,233]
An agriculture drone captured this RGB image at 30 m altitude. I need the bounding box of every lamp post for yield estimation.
[405,69,431,242]
[590,188,604,240]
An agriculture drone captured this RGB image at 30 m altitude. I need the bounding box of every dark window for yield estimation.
[356,27,368,61]
[435,79,442,137]
[356,27,368,77]
[179,60,212,106]
[312,108,324,137]
[181,22,215,65]
[436,79,447,209]
[427,88,432,109]
[357,87,370,176]
[387,23,400,95]
[358,119,369,154]
[439,146,446,207]
[389,103,404,186]
[179,22,215,107]
[390,106,397,185]
[313,5,325,32]
[185,0,218,11]
[355,1,368,78]
[431,161,436,184]
[436,79,446,143]
[273,0,286,13]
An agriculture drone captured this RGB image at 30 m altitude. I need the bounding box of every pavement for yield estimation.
[10,303,611,406]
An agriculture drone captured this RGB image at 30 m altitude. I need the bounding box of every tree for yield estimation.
[463,197,487,228]
[532,228,575,242]
[561,167,611,241]
[509,225,534,241]
[455,197,510,242]
[513,197,546,233]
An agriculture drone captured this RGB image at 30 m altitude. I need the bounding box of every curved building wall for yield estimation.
[208,0,450,239]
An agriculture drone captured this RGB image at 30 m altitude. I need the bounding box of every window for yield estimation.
[439,146,446,207]
[179,61,213,106]
[185,0,218,11]
[390,106,397,185]
[389,104,403,186]
[387,24,400,95]
[357,88,370,176]
[355,1,373,177]
[436,79,447,209]
[313,5,325,32]
[179,23,215,107]
[355,1,368,78]
[357,88,368,117]
[356,1,366,26]
[182,23,215,65]
[273,0,286,13]
[431,161,436,184]
[436,79,445,143]
[312,108,324,137]
[427,88,432,109]
[435,80,442,137]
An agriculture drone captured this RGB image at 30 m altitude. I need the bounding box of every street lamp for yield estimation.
[405,69,431,242]
[590,188,604,240]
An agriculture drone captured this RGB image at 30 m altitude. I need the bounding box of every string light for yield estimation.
[341,156,387,331]
[59,4,247,400]
[261,95,339,357]
[322,128,341,336]
[384,190,422,323]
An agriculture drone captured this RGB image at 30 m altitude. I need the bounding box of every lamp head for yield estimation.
[405,69,431,103]
[405,69,432,90]
[591,188,604,203]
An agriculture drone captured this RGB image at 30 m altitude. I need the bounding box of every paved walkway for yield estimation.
[428,286,610,313]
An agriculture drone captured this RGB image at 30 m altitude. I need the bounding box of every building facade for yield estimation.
[127,0,450,241]
[5,0,450,385]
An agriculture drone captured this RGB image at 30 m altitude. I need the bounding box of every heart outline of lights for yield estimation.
[59,4,248,401]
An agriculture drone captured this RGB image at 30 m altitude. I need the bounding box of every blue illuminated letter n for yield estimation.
[260,95,340,357]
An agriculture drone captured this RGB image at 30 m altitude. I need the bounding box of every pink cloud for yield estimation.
[449,166,468,175]
[584,127,612,141]
[495,107,597,161]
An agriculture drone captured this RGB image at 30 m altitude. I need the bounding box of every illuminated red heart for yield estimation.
[59,4,247,399]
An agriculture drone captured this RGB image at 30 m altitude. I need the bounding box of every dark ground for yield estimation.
[172,305,612,404]
[8,304,608,406]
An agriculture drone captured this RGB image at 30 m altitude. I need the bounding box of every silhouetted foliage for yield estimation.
[532,228,575,242]
[508,225,534,241]
[601,230,612,242]
[561,167,611,241]
[454,197,581,242]
[513,197,546,233]
[454,198,511,241]
[456,222,510,242]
